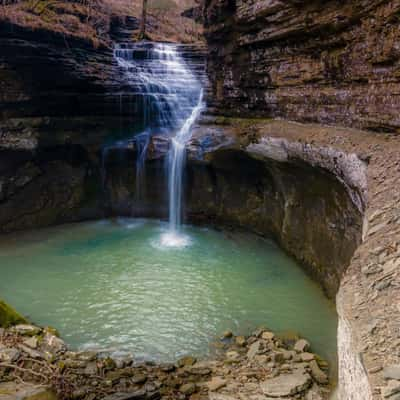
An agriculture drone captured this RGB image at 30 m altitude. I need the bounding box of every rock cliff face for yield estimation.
[0,20,125,233]
[0,20,205,233]
[103,120,364,298]
[204,0,400,133]
[202,3,400,398]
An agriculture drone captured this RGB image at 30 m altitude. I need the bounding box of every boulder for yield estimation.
[180,383,196,395]
[301,352,315,362]
[383,364,400,381]
[222,330,233,339]
[12,324,41,336]
[247,341,261,360]
[209,395,238,400]
[207,377,227,391]
[17,344,43,359]
[177,355,196,368]
[42,332,67,354]
[261,331,275,341]
[309,360,328,385]
[0,382,56,400]
[101,391,147,400]
[23,337,38,349]
[0,346,20,362]
[235,336,246,347]
[383,381,400,398]
[294,339,310,353]
[260,371,312,397]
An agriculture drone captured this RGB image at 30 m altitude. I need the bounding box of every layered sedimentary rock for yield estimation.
[204,0,400,133]
[191,119,400,400]
[202,2,400,398]
[103,119,365,298]
[103,116,400,399]
[0,20,205,233]
[0,19,132,233]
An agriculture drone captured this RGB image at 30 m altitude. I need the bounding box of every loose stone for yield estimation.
[294,339,310,353]
[0,347,20,362]
[260,371,312,397]
[235,336,246,347]
[132,374,148,384]
[177,356,196,368]
[309,360,328,384]
[383,381,400,398]
[222,330,233,339]
[23,336,38,349]
[301,352,315,362]
[207,377,227,391]
[247,341,261,360]
[0,326,330,400]
[12,324,41,336]
[261,331,275,341]
[180,382,196,395]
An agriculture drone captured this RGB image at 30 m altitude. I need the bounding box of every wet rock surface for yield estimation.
[0,325,331,400]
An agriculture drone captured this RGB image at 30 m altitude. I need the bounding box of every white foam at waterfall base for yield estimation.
[157,230,193,249]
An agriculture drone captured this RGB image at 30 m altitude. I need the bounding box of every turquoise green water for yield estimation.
[0,219,337,367]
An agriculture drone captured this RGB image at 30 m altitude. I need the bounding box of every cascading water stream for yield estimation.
[112,42,203,244]
[168,91,203,233]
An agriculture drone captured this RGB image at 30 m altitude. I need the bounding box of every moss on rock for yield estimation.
[0,299,27,328]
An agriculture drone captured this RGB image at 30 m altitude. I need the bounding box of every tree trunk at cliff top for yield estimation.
[139,0,148,40]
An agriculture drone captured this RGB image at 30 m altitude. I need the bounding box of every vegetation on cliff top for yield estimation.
[0,0,202,46]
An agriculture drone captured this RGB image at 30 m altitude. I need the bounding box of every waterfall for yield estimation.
[168,90,203,232]
[113,42,203,242]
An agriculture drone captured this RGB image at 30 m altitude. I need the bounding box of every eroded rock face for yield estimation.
[203,0,400,133]
[0,145,104,234]
[104,120,364,298]
[185,124,364,297]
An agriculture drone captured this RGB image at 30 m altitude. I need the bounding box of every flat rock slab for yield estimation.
[209,394,239,400]
[102,391,147,400]
[0,382,56,400]
[260,371,312,397]
[383,364,400,381]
